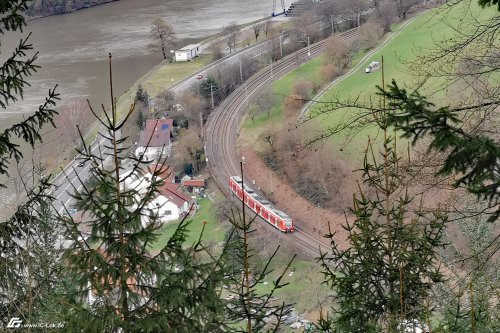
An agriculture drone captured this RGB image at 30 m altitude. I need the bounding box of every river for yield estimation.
[0,0,288,206]
[1,0,282,121]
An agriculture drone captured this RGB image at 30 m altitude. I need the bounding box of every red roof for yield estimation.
[147,163,175,184]
[139,119,173,148]
[182,179,205,187]
[158,182,191,208]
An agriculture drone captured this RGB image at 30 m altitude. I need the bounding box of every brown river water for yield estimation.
[0,0,285,205]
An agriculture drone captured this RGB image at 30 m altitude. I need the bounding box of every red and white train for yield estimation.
[228,176,294,233]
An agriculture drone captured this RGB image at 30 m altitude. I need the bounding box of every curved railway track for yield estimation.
[205,28,358,258]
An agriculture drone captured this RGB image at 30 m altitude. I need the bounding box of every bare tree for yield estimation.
[358,20,385,50]
[155,89,176,116]
[320,64,340,83]
[325,36,353,69]
[222,22,239,54]
[55,99,93,150]
[293,11,322,45]
[177,91,207,127]
[210,42,224,60]
[253,23,262,42]
[375,0,398,32]
[397,0,418,19]
[150,16,177,60]
[172,126,204,174]
[259,127,278,151]
[255,88,276,117]
[264,20,272,37]
[291,80,314,100]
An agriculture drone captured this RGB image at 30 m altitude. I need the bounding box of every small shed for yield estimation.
[175,44,201,62]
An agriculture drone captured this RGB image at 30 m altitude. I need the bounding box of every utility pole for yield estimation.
[199,112,203,138]
[330,15,335,34]
[245,83,249,107]
[239,57,243,83]
[270,59,274,81]
[210,85,215,110]
[307,36,310,57]
[279,35,283,59]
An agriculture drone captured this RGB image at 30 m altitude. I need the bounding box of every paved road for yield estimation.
[51,26,358,258]
[204,28,359,258]
[50,33,280,215]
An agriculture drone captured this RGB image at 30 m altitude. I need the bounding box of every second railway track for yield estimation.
[205,28,358,258]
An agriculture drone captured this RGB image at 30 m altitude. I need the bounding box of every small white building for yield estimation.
[175,43,201,61]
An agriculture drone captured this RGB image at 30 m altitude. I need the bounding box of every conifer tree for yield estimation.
[224,163,295,333]
[0,0,61,326]
[379,80,500,223]
[57,55,227,332]
[317,125,447,332]
[434,204,499,333]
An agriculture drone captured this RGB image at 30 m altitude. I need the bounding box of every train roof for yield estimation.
[231,176,242,183]
[230,175,291,221]
[273,209,289,219]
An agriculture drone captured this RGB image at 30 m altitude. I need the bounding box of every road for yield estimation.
[51,26,358,258]
[204,28,359,258]
[50,33,279,214]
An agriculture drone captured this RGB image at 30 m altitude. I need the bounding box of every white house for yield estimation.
[135,118,173,162]
[175,43,201,61]
[121,167,191,226]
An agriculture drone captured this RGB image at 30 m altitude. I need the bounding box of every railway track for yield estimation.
[205,27,358,258]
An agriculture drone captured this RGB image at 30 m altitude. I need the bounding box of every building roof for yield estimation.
[138,119,173,148]
[158,182,191,208]
[147,163,175,184]
[178,43,201,51]
[182,179,205,188]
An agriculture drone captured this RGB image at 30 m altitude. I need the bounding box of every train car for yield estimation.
[228,176,294,233]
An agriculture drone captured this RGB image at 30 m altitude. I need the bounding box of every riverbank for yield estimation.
[0,0,279,207]
[25,0,121,20]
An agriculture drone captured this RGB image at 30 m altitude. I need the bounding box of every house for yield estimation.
[135,118,174,162]
[121,165,191,225]
[181,177,206,193]
[174,43,201,61]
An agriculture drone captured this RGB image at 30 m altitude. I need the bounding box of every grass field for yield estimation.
[254,259,330,314]
[242,3,495,164]
[149,197,226,251]
[307,3,496,161]
[113,55,211,119]
[240,55,326,148]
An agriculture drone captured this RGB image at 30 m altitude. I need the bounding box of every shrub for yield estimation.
[291,80,314,100]
[320,64,340,84]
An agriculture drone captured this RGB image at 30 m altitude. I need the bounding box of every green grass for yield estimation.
[254,259,329,314]
[149,197,225,251]
[240,55,326,147]
[308,3,496,161]
[114,55,211,120]
[242,3,495,164]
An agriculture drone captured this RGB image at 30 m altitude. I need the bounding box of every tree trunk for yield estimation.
[161,45,167,60]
